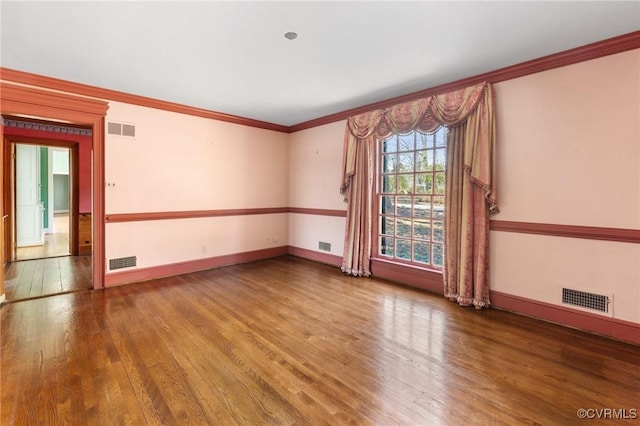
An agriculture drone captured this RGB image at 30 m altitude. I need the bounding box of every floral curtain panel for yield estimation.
[340,82,498,307]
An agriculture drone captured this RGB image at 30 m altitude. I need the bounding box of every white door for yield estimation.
[16,145,44,247]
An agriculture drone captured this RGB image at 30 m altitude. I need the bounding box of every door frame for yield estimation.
[0,120,4,302]
[5,137,80,259]
[1,82,108,290]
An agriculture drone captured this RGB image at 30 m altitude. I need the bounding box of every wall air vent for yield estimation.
[109,256,137,270]
[318,241,331,252]
[122,124,136,137]
[107,121,136,138]
[562,288,610,314]
[107,122,122,135]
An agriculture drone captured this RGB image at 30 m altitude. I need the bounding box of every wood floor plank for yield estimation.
[3,255,92,301]
[2,256,639,425]
[143,278,305,425]
[41,257,63,295]
[12,259,37,300]
[29,259,45,298]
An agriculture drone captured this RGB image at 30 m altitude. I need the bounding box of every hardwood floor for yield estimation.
[2,255,92,301]
[16,213,70,260]
[1,256,638,425]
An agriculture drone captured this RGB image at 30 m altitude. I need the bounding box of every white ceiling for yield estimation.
[1,1,639,127]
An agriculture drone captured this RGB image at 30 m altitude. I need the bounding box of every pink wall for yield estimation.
[288,120,346,256]
[289,120,346,211]
[104,101,290,271]
[491,49,639,323]
[3,125,93,213]
[494,49,639,228]
[288,49,640,326]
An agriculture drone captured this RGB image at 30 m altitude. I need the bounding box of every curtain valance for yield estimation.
[341,82,497,213]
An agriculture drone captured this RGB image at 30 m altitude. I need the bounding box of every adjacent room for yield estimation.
[1,2,639,424]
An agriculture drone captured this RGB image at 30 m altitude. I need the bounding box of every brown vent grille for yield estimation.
[562,288,609,313]
[107,122,122,135]
[109,256,137,270]
[122,124,136,137]
[107,121,136,138]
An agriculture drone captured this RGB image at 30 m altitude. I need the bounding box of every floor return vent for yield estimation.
[562,288,609,313]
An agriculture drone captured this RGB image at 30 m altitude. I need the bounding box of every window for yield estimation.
[377,127,447,268]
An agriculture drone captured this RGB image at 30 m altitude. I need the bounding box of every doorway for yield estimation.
[15,144,72,260]
[1,81,108,302]
[3,132,91,301]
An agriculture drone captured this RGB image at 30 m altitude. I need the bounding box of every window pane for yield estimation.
[381,216,394,236]
[416,131,432,149]
[397,174,413,194]
[415,150,429,172]
[396,196,412,217]
[396,239,411,260]
[381,237,394,256]
[396,218,411,238]
[382,175,396,193]
[413,219,430,240]
[383,137,397,153]
[433,220,444,242]
[377,129,446,269]
[413,241,430,264]
[427,150,435,171]
[398,133,414,152]
[398,152,414,172]
[435,128,446,147]
[415,174,432,194]
[413,196,430,218]
[433,244,444,267]
[433,196,444,220]
[434,172,445,194]
[435,148,446,170]
[382,154,397,173]
[381,195,394,214]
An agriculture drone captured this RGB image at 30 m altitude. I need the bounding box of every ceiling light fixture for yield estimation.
[284,32,298,40]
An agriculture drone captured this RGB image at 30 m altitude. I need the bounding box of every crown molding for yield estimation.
[3,31,638,134]
[0,68,289,133]
[289,30,640,132]
[2,117,93,136]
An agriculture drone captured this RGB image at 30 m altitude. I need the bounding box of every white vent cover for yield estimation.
[561,287,613,317]
[107,121,136,138]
